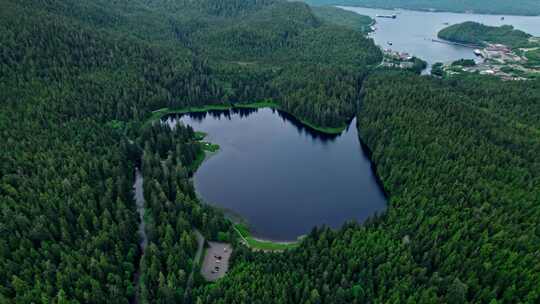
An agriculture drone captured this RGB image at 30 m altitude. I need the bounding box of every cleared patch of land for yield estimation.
[234,224,298,252]
[201,242,232,282]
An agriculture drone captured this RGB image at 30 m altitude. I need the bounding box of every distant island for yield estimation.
[303,0,540,16]
[438,21,533,48]
[436,22,539,80]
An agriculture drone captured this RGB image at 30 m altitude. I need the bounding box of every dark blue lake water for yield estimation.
[166,108,386,241]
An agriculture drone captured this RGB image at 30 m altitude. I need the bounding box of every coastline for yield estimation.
[336,4,540,17]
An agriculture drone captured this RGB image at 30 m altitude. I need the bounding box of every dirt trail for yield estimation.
[186,229,205,288]
[132,169,147,304]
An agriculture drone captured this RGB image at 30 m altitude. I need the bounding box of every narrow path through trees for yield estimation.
[132,168,147,304]
[188,229,205,286]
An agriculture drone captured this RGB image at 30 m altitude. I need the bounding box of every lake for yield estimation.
[165,108,387,241]
[341,6,540,70]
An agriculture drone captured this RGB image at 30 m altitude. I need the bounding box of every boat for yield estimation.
[376,14,397,19]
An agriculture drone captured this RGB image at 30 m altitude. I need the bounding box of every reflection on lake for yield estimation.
[165,108,387,241]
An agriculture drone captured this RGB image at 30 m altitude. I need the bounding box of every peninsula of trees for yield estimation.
[438,21,534,48]
[311,6,374,32]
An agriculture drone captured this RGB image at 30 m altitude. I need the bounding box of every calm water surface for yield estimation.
[342,6,540,70]
[166,108,386,241]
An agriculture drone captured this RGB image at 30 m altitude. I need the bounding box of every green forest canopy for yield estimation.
[311,5,374,32]
[302,0,540,16]
[196,72,540,304]
[438,21,533,48]
[0,0,380,302]
[1,0,540,303]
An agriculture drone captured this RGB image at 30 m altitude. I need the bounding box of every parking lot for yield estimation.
[201,242,232,281]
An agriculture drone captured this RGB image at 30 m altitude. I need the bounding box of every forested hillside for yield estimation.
[0,1,214,302]
[2,0,540,303]
[0,0,380,302]
[137,123,231,302]
[8,0,381,129]
[303,0,540,16]
[312,6,374,32]
[438,22,533,48]
[195,72,540,303]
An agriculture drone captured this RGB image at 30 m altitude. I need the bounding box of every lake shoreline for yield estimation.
[233,224,299,251]
[168,108,386,241]
[146,101,349,135]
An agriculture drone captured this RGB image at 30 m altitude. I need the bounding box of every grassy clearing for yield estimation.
[233,224,298,251]
[201,142,220,152]
[194,131,207,140]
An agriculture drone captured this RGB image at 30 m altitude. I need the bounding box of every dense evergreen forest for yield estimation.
[303,0,540,16]
[438,22,533,48]
[311,6,374,32]
[1,0,540,303]
[8,0,381,129]
[195,72,540,303]
[0,0,379,302]
[137,123,231,303]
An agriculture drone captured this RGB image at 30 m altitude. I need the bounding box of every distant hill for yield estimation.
[312,6,374,32]
[438,21,533,48]
[303,0,540,16]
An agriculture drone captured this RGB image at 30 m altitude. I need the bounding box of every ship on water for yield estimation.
[377,14,397,19]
